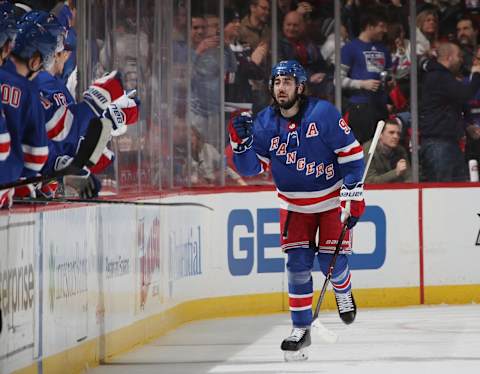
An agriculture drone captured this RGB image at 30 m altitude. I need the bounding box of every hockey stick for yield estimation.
[0,117,112,190]
[311,120,385,343]
[13,196,214,210]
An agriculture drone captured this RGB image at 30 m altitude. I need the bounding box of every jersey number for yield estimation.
[53,93,67,106]
[1,84,22,108]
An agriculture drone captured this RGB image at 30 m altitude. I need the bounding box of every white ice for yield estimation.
[87,304,480,374]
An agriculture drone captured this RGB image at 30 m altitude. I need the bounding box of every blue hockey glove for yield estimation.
[228,112,253,154]
[339,182,365,229]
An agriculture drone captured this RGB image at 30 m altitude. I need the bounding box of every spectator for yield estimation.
[239,0,271,112]
[341,8,392,144]
[385,22,411,110]
[363,119,411,183]
[190,126,246,186]
[190,13,223,147]
[416,8,439,58]
[456,16,478,77]
[382,0,409,36]
[98,7,149,90]
[464,46,480,170]
[387,22,411,83]
[239,0,271,50]
[278,11,330,99]
[191,15,208,54]
[224,8,266,106]
[321,24,348,68]
[419,42,480,182]
[205,12,221,38]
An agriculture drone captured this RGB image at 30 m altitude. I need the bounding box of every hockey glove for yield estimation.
[0,188,13,209]
[339,182,365,229]
[104,94,140,137]
[228,112,253,154]
[83,71,125,116]
[63,168,102,199]
[55,155,101,199]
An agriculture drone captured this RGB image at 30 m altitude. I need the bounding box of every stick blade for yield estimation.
[312,318,338,343]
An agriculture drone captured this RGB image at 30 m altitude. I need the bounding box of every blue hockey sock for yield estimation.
[317,253,352,294]
[286,247,315,328]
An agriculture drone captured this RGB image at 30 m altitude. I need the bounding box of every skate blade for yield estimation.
[312,319,338,343]
[284,348,308,362]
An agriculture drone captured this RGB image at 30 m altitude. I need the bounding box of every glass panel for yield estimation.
[78,1,480,190]
[187,0,223,186]
[340,1,415,184]
[223,0,274,186]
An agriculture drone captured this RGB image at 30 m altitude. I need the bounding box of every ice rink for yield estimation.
[88,304,480,374]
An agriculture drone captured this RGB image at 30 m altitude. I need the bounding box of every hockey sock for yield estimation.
[286,247,315,327]
[317,253,352,294]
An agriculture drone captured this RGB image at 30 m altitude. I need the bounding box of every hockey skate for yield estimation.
[335,290,357,324]
[281,327,311,361]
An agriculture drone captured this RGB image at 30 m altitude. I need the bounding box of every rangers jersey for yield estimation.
[33,70,98,173]
[233,97,364,213]
[0,59,49,182]
[0,104,10,169]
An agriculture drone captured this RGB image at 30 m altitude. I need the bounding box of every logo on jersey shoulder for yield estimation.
[40,96,52,110]
[306,122,319,138]
[339,118,351,135]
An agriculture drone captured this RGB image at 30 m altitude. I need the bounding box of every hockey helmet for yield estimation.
[269,60,307,90]
[0,2,17,47]
[20,10,66,52]
[12,14,61,66]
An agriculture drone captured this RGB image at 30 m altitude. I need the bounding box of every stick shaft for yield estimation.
[312,119,385,321]
[13,197,214,210]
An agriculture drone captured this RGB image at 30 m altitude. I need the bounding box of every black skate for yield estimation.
[281,327,311,361]
[335,290,357,324]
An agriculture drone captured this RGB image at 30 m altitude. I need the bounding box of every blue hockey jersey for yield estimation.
[0,59,49,182]
[233,97,365,213]
[0,104,10,170]
[33,70,97,173]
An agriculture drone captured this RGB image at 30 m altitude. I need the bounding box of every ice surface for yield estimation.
[88,304,480,374]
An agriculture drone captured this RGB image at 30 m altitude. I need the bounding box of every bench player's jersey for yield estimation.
[33,70,97,173]
[0,59,48,182]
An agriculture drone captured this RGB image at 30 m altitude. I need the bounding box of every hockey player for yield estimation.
[0,13,54,193]
[24,10,138,198]
[228,60,365,360]
[0,103,13,208]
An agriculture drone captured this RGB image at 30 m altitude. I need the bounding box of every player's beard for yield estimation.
[276,92,299,110]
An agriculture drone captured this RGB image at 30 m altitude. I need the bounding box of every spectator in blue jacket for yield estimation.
[419,42,480,182]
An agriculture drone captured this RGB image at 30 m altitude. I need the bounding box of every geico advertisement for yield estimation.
[221,189,420,288]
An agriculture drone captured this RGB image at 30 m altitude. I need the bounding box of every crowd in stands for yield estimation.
[165,0,480,186]
[2,0,480,209]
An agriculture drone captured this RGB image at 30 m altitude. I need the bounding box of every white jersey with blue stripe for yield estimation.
[233,97,365,213]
